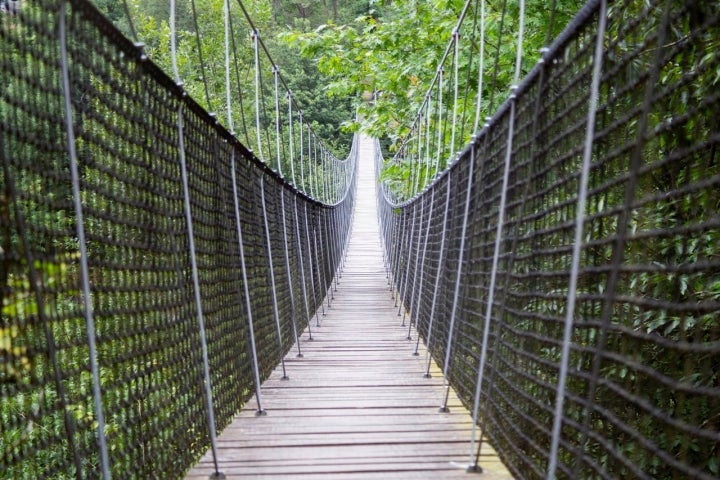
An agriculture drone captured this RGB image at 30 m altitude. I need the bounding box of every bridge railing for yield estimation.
[379,0,719,478]
[0,1,357,478]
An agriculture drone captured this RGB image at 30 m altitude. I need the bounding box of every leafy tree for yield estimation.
[270,0,368,25]
[283,0,582,152]
[91,0,355,158]
[283,0,460,144]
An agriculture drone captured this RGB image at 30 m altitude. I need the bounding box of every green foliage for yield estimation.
[283,0,461,143]
[92,0,355,158]
[284,0,583,149]
[270,0,368,27]
[4,1,717,479]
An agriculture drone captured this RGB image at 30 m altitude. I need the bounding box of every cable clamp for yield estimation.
[175,81,188,98]
[134,42,148,61]
[538,46,550,64]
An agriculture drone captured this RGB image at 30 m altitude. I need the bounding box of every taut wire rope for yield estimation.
[230,151,267,416]
[466,0,525,471]
[170,1,222,474]
[409,190,434,347]
[189,0,214,114]
[280,187,303,358]
[59,3,111,477]
[545,1,608,476]
[260,175,289,380]
[422,174,452,378]
[438,138,476,413]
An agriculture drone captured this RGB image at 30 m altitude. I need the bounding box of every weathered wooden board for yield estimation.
[184,136,512,480]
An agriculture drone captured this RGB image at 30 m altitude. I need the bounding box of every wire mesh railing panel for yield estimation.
[430,198,456,368]
[182,115,254,435]
[264,182,295,355]
[1,1,356,478]
[558,2,720,477]
[380,0,720,478]
[2,4,99,475]
[476,12,600,476]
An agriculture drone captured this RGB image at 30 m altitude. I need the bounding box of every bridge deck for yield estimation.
[185,136,512,479]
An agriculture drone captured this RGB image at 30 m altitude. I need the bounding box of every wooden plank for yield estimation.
[184,136,512,480]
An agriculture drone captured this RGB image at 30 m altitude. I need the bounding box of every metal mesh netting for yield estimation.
[1,1,356,478]
[380,0,719,478]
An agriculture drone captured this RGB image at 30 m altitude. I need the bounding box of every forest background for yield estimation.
[92,0,581,163]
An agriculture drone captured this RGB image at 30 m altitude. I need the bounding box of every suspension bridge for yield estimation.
[185,135,511,479]
[1,0,719,479]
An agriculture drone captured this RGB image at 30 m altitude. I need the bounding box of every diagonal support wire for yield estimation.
[546,1,607,476]
[422,174,452,378]
[439,142,476,413]
[259,175,289,380]
[279,188,303,357]
[230,152,266,416]
[294,197,314,339]
[59,3,111,477]
[466,0,525,471]
[169,5,224,474]
[177,103,224,479]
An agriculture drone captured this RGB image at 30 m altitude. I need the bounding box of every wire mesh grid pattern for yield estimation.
[0,1,356,478]
[379,0,719,478]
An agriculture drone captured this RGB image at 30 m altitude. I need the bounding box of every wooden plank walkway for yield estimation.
[185,136,512,479]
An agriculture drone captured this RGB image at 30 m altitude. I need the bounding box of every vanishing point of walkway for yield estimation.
[185,136,512,479]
